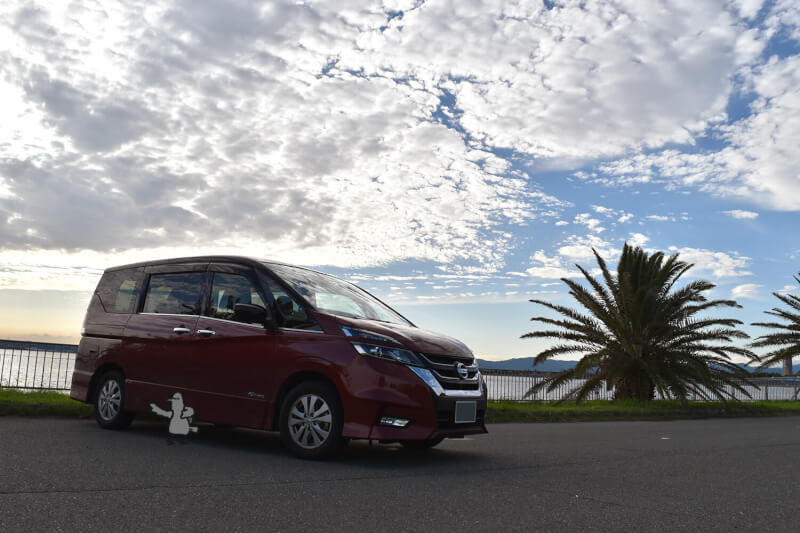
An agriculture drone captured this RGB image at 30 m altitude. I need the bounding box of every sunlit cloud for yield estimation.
[723,209,759,219]
[667,246,752,278]
[731,283,762,299]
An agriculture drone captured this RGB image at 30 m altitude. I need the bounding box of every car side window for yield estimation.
[260,275,322,331]
[207,272,266,324]
[96,268,143,314]
[142,273,205,315]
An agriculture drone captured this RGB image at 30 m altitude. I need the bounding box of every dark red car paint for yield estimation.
[70,256,488,442]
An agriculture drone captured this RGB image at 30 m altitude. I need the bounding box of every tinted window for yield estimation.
[207,273,266,323]
[96,268,142,314]
[260,274,322,331]
[142,273,205,315]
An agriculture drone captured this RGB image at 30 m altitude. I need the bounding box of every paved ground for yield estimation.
[1,416,799,532]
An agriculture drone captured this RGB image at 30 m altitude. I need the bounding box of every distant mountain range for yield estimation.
[477,357,799,375]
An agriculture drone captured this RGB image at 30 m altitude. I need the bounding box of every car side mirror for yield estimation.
[233,303,271,327]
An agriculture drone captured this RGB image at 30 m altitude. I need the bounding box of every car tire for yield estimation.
[279,381,344,459]
[400,438,444,450]
[93,370,135,430]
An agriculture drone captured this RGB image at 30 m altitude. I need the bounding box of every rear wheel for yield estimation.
[400,438,444,450]
[94,370,134,430]
[279,382,343,459]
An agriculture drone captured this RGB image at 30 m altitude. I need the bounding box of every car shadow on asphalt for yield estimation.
[119,419,489,468]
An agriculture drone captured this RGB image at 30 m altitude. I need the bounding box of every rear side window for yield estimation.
[96,268,143,314]
[207,272,266,323]
[142,273,205,315]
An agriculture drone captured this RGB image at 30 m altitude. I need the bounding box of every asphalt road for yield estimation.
[1,416,799,532]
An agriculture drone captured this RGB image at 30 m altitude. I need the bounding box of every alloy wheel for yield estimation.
[97,379,121,422]
[287,394,332,449]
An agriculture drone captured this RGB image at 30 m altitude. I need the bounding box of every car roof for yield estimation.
[104,255,327,276]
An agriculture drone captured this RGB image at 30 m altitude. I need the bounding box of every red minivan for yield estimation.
[70,256,487,458]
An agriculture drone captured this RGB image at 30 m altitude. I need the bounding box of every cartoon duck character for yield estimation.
[150,392,199,436]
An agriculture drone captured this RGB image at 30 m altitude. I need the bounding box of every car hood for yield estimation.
[335,317,474,360]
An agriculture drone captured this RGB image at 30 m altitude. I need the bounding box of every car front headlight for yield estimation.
[351,343,424,367]
[341,325,400,344]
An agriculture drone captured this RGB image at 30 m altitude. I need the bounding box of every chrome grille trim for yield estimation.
[430,371,479,385]
[409,367,484,398]
[418,353,480,387]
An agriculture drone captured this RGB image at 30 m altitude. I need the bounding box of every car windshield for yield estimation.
[265,263,412,326]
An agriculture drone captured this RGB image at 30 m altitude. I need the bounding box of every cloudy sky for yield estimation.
[0,0,798,362]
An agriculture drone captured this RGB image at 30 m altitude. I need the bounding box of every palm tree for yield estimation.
[522,244,754,402]
[750,273,800,377]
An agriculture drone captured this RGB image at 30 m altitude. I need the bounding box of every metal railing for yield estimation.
[480,368,800,402]
[482,369,614,401]
[1,339,798,402]
[0,340,78,391]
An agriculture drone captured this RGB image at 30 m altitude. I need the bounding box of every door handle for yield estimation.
[173,327,191,335]
[197,329,216,336]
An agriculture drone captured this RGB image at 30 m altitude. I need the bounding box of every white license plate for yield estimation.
[454,401,477,424]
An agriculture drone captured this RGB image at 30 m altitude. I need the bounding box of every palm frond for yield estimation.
[523,244,754,403]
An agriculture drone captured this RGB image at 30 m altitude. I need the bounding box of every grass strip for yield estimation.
[487,399,800,423]
[0,388,92,417]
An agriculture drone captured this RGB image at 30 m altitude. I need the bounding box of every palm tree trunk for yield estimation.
[613,376,633,400]
[783,358,793,377]
[613,375,655,401]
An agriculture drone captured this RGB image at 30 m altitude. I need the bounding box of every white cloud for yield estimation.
[0,0,577,277]
[617,213,634,223]
[573,213,605,233]
[526,250,579,279]
[723,209,759,219]
[592,52,800,212]
[731,283,762,299]
[558,234,617,264]
[380,0,744,163]
[395,290,555,306]
[0,0,763,269]
[645,215,673,222]
[554,220,569,227]
[350,274,428,281]
[667,246,752,278]
[732,0,765,20]
[628,233,650,248]
[777,284,797,293]
[766,1,800,44]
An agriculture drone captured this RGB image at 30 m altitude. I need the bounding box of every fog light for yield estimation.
[378,416,410,428]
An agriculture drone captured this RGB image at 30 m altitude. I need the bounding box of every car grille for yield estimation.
[418,353,480,391]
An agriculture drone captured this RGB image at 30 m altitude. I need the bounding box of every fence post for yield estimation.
[765,380,769,401]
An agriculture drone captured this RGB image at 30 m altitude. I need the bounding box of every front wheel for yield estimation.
[94,370,135,430]
[279,382,344,459]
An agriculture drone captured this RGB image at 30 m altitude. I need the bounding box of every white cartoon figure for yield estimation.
[150,392,199,436]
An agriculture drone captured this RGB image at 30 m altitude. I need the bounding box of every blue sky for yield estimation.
[0,1,798,365]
